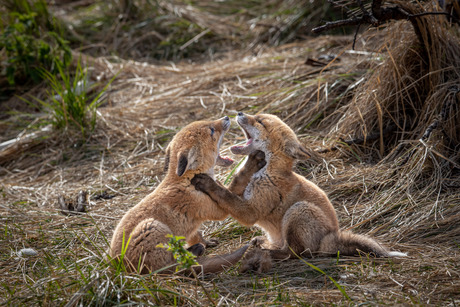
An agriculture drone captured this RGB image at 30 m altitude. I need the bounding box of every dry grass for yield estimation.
[325,1,460,157]
[54,0,337,62]
[1,2,460,304]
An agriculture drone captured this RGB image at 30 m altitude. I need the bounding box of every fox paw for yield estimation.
[191,173,216,193]
[247,150,266,171]
[252,150,267,168]
[187,243,206,257]
[240,248,273,274]
[250,236,268,248]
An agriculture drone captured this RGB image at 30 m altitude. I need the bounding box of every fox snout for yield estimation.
[221,116,230,131]
[237,112,249,125]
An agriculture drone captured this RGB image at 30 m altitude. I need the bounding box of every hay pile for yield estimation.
[328,2,460,158]
[1,1,460,305]
[316,1,460,243]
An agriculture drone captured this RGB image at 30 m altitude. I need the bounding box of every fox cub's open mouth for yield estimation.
[231,112,255,155]
[216,116,234,167]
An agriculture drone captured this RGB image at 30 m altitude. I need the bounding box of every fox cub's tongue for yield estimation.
[230,139,253,155]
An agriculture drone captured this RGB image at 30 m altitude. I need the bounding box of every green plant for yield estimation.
[26,59,116,138]
[0,0,71,85]
[109,229,132,275]
[157,235,198,272]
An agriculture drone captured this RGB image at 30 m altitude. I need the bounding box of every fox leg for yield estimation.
[124,219,175,274]
[192,174,260,225]
[281,201,336,256]
[273,202,334,256]
[241,202,335,273]
[228,150,266,197]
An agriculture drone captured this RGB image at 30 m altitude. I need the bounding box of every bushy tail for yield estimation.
[319,231,407,257]
[193,243,251,274]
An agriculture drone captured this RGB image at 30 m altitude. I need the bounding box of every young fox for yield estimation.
[109,117,251,274]
[192,112,406,272]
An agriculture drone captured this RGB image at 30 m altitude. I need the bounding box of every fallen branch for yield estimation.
[312,0,456,49]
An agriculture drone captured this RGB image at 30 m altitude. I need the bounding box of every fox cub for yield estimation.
[192,113,406,272]
[109,116,251,274]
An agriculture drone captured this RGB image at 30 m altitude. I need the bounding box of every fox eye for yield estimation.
[210,127,215,137]
[255,118,266,128]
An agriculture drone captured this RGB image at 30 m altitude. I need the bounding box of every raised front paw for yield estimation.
[247,150,266,171]
[191,173,217,193]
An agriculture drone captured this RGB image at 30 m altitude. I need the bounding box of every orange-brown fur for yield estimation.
[193,113,406,272]
[109,117,250,274]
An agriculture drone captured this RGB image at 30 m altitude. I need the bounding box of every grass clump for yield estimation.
[26,59,116,139]
[0,0,71,86]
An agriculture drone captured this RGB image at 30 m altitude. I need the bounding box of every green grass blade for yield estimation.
[223,156,247,185]
[289,248,351,301]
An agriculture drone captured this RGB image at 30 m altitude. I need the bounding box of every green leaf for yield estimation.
[6,66,16,85]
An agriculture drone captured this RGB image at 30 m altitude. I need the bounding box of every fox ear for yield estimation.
[176,147,199,177]
[177,153,188,177]
[164,145,171,172]
[285,141,310,160]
